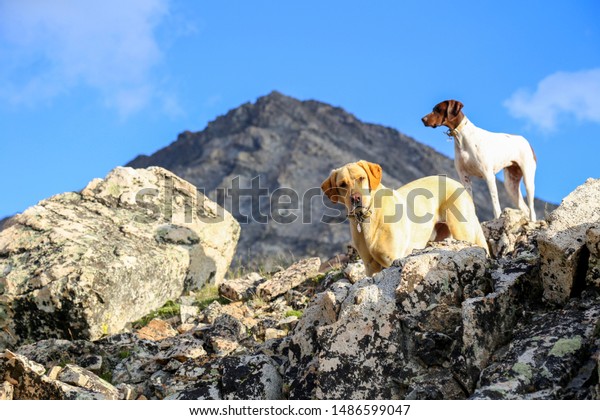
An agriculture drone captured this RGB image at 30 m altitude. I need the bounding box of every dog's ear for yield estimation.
[447,100,464,118]
[321,171,340,203]
[357,161,382,190]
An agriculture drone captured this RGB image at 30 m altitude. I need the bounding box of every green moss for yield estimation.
[284,309,303,318]
[118,349,131,359]
[549,336,582,357]
[99,370,113,384]
[107,183,121,197]
[512,363,533,381]
[195,284,229,310]
[133,300,181,328]
[310,273,327,284]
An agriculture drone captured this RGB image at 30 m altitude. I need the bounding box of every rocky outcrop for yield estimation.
[538,178,600,304]
[0,250,329,399]
[0,178,597,400]
[127,92,554,267]
[0,166,239,349]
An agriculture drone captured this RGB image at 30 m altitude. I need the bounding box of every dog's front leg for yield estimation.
[455,164,473,197]
[363,257,383,277]
[484,172,502,218]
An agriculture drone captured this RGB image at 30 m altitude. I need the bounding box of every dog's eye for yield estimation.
[339,181,347,188]
[358,176,365,182]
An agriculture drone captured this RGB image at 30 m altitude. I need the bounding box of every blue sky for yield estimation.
[1,0,599,217]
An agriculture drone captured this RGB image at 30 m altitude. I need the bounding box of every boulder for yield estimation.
[586,226,600,290]
[472,300,600,399]
[285,242,490,400]
[219,272,265,302]
[0,166,239,349]
[461,257,542,375]
[343,261,366,284]
[0,350,113,400]
[57,364,119,399]
[481,208,544,259]
[136,319,178,342]
[256,258,321,301]
[538,178,600,304]
[0,381,13,400]
[164,355,283,400]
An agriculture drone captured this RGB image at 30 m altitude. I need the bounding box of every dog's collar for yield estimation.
[347,204,373,233]
[445,117,469,139]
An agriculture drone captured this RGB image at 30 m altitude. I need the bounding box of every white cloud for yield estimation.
[0,0,176,117]
[504,68,600,131]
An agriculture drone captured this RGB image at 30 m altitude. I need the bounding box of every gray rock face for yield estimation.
[165,355,283,400]
[482,208,545,259]
[0,350,115,400]
[472,303,600,399]
[285,242,491,399]
[586,226,600,290]
[0,166,239,349]
[538,178,600,304]
[127,91,554,267]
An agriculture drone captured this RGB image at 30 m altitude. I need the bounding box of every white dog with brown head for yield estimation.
[321,160,489,275]
[422,99,538,221]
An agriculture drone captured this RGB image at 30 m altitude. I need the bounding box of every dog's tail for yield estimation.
[530,145,537,163]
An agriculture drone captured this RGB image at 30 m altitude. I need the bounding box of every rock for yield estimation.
[586,226,600,290]
[78,355,103,372]
[0,166,240,349]
[472,300,600,399]
[177,323,196,334]
[286,280,352,399]
[219,272,265,302]
[47,366,62,380]
[155,335,207,362]
[264,328,287,340]
[0,381,14,400]
[204,314,247,357]
[117,383,137,400]
[0,350,107,399]
[58,365,119,399]
[344,261,366,283]
[285,243,491,399]
[102,334,162,386]
[277,316,299,331]
[137,319,178,342]
[15,339,98,369]
[481,208,545,259]
[461,256,542,378]
[538,178,600,305]
[395,242,490,321]
[179,296,199,324]
[257,258,321,301]
[165,355,282,400]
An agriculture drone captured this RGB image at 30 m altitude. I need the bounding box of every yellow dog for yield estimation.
[321,161,489,275]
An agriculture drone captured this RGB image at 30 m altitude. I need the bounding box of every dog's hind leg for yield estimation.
[484,172,502,219]
[443,189,490,255]
[503,165,529,216]
[522,162,537,222]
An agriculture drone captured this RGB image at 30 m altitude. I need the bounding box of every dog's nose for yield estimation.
[350,193,362,206]
[421,116,428,124]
